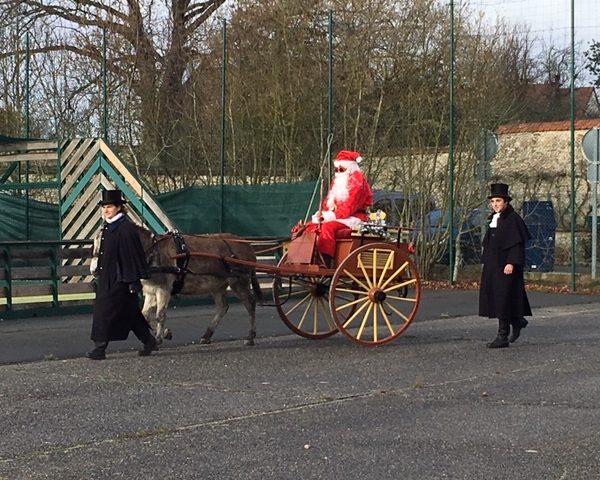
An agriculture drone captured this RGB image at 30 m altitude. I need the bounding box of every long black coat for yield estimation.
[91,215,149,342]
[478,204,532,320]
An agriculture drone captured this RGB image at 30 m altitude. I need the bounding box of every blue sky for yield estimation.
[471,0,599,85]
[470,0,600,46]
[472,0,598,48]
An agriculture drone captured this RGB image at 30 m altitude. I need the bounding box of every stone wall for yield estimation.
[493,126,596,231]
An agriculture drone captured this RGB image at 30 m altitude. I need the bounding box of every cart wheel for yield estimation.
[329,242,421,346]
[272,254,338,339]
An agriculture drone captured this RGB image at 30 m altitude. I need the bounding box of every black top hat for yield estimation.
[487,183,511,201]
[100,189,127,206]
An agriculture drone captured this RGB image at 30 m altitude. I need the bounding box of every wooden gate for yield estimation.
[60,138,174,240]
[0,136,176,315]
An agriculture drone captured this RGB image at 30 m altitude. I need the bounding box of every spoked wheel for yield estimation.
[272,254,338,339]
[329,242,421,346]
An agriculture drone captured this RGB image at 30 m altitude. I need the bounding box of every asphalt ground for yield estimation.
[1,288,600,479]
[0,289,596,365]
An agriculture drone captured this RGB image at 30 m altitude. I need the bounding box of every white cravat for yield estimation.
[489,212,500,228]
[105,212,124,224]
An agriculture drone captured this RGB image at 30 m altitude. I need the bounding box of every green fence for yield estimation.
[157,182,320,237]
[0,181,321,241]
[0,239,95,317]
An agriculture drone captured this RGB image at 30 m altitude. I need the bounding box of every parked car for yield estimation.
[371,190,435,226]
[421,207,483,265]
[370,192,482,264]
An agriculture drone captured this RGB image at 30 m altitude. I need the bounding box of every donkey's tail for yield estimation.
[251,270,265,306]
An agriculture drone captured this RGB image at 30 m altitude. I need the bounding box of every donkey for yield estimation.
[93,225,264,346]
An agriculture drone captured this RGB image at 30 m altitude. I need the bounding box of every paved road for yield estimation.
[1,289,600,479]
[0,289,596,365]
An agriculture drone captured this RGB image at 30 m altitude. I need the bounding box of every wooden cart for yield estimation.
[179,223,421,347]
[267,225,421,347]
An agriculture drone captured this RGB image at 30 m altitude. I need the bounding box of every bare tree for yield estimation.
[584,40,600,87]
[0,0,227,181]
[1,0,573,278]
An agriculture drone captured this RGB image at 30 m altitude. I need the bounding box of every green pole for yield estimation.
[569,0,576,291]
[448,0,456,284]
[25,32,30,240]
[102,27,108,141]
[220,19,227,233]
[25,32,30,138]
[327,9,333,182]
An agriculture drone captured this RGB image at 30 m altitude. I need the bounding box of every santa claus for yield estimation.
[306,149,373,266]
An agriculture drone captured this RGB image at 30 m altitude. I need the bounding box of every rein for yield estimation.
[143,227,292,283]
[144,233,171,256]
[151,231,287,257]
[253,241,288,255]
[145,229,268,279]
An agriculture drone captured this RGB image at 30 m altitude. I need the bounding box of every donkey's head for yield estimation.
[132,224,165,269]
[133,224,155,252]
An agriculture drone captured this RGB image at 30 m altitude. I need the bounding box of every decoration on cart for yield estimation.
[356,210,388,237]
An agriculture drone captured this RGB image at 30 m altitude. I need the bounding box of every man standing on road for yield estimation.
[479,183,532,348]
[87,189,158,360]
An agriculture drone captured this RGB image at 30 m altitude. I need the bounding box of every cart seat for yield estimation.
[336,227,352,239]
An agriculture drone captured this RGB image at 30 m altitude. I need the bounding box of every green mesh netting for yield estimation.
[0,181,321,240]
[0,194,59,241]
[0,134,36,143]
[157,182,320,237]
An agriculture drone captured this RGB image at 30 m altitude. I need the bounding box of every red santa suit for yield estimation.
[306,150,373,258]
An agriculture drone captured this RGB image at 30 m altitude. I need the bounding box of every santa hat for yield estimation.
[334,149,363,166]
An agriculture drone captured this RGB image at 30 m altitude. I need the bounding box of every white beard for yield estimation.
[327,172,350,210]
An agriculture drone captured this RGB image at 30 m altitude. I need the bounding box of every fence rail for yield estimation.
[0,240,95,316]
[0,238,281,319]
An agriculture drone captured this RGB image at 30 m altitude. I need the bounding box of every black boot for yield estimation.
[138,333,159,356]
[321,254,334,268]
[487,319,510,348]
[132,315,159,357]
[86,341,108,360]
[509,318,528,343]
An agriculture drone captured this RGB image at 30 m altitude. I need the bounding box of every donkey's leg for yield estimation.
[230,278,257,346]
[141,290,157,328]
[155,288,173,343]
[142,287,168,344]
[200,291,229,345]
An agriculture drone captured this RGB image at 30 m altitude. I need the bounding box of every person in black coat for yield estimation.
[479,183,532,348]
[86,189,158,360]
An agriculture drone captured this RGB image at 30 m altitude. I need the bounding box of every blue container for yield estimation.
[522,201,556,272]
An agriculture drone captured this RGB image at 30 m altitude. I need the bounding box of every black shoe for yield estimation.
[138,335,159,356]
[322,254,333,268]
[86,345,107,360]
[487,335,509,348]
[509,318,528,343]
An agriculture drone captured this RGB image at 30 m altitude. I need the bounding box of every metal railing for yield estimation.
[0,240,95,317]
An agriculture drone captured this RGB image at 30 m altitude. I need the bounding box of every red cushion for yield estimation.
[336,227,352,239]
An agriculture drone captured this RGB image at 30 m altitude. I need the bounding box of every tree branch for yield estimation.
[186,0,225,32]
[20,0,128,24]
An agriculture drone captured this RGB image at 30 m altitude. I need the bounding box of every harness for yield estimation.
[170,230,190,294]
[146,230,259,295]
[147,230,190,295]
